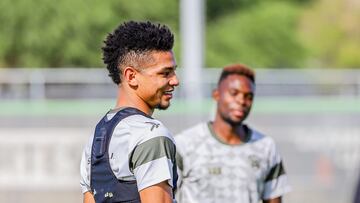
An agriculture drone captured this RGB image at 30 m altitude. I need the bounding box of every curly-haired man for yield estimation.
[80,21,179,203]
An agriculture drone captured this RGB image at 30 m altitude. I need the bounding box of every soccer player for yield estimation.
[175,64,291,203]
[80,21,179,203]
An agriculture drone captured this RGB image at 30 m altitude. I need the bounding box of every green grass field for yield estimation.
[0,96,359,117]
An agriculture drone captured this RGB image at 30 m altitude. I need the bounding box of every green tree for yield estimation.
[299,0,360,68]
[206,0,313,22]
[206,1,307,68]
[0,0,179,68]
[0,0,317,69]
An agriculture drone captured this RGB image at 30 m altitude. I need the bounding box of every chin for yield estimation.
[233,117,244,122]
[156,102,170,110]
[224,116,245,126]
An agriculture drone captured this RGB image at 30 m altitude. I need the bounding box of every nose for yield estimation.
[236,94,245,105]
[169,73,180,86]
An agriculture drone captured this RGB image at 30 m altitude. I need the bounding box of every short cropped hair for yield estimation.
[218,64,255,85]
[102,21,174,84]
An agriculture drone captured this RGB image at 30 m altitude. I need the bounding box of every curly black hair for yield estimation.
[102,21,174,84]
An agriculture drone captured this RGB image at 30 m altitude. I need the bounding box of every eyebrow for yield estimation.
[162,65,178,70]
[228,87,254,93]
[168,65,178,69]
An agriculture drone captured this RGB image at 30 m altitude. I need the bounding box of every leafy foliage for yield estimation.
[206,1,306,68]
[2,0,357,69]
[0,0,178,67]
[206,0,313,22]
[299,0,360,68]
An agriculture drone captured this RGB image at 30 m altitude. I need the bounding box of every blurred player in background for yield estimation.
[175,64,291,203]
[80,21,179,203]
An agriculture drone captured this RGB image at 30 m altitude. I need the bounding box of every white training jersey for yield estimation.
[175,122,291,203]
[80,110,177,194]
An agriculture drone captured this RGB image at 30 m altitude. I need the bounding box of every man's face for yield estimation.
[136,51,179,110]
[214,74,255,126]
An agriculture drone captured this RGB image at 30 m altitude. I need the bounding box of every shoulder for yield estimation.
[247,126,279,155]
[248,127,276,145]
[122,114,174,145]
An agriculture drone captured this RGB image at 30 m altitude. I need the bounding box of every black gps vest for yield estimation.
[90,107,178,202]
[90,107,150,203]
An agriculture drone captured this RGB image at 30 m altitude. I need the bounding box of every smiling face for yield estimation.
[213,74,255,126]
[135,50,179,110]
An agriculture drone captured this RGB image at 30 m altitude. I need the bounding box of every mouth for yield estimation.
[231,109,246,117]
[163,89,174,99]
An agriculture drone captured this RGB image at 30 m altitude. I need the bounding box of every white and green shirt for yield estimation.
[80,110,177,194]
[175,122,291,203]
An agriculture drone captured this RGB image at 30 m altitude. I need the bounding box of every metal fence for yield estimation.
[1,68,360,99]
[0,68,360,203]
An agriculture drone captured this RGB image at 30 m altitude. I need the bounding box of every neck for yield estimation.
[115,85,154,116]
[212,114,247,145]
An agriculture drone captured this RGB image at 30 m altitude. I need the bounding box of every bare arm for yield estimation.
[139,181,173,203]
[83,191,95,203]
[264,197,282,203]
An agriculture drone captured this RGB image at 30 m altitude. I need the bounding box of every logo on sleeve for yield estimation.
[145,121,160,131]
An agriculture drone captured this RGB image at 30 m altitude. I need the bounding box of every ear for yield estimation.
[123,66,138,87]
[212,88,220,101]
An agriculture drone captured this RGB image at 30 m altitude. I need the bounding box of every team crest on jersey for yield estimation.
[208,167,222,175]
[248,155,261,169]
